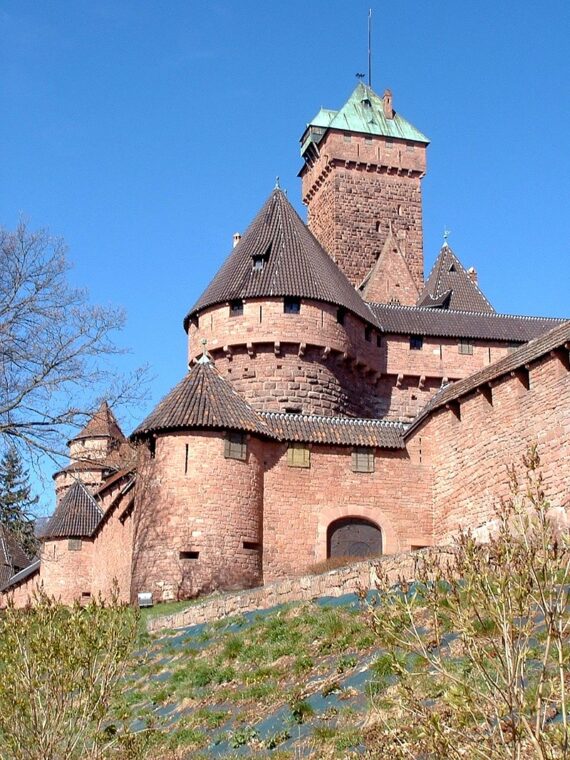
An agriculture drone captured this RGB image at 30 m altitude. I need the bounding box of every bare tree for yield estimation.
[0,220,144,466]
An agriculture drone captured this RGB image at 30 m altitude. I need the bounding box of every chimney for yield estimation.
[232,232,242,248]
[383,89,394,119]
[467,266,478,285]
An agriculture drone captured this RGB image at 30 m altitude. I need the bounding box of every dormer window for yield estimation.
[284,297,301,314]
[252,244,271,272]
[230,299,243,317]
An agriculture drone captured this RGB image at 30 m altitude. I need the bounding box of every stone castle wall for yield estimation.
[262,436,432,581]
[412,350,570,540]
[39,537,95,605]
[189,299,385,417]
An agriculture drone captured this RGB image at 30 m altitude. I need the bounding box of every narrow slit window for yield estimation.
[351,447,375,473]
[179,551,199,560]
[224,431,247,461]
[243,541,261,551]
[184,443,189,474]
[148,437,156,459]
[364,325,372,342]
[336,307,346,325]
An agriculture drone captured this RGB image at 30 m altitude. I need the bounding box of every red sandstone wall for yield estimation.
[412,352,570,539]
[40,538,94,604]
[132,431,264,602]
[189,299,386,417]
[301,131,426,292]
[2,572,40,608]
[90,484,133,603]
[262,437,432,581]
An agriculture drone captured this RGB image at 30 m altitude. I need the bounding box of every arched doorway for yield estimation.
[327,517,382,559]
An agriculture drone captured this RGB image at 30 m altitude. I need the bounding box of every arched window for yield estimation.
[327,517,382,559]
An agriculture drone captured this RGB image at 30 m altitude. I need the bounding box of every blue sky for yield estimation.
[1,1,569,496]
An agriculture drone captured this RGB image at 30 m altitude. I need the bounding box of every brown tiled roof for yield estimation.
[131,359,270,438]
[0,525,32,588]
[43,481,103,539]
[406,319,570,435]
[261,412,406,449]
[1,558,40,592]
[70,401,126,443]
[418,245,494,313]
[368,302,564,341]
[185,188,373,327]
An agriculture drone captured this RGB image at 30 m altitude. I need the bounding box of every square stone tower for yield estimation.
[299,84,429,304]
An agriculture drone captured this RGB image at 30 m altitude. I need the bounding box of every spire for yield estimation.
[43,481,103,539]
[418,245,495,313]
[70,401,126,443]
[184,187,373,328]
[132,361,269,439]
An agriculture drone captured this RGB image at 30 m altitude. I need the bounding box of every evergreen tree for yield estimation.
[0,447,39,558]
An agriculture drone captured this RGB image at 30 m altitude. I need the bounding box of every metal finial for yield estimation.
[443,227,451,247]
[368,8,372,88]
[274,176,280,189]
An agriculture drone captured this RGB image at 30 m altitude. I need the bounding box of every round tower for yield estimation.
[130,359,265,601]
[184,189,389,418]
[53,402,129,502]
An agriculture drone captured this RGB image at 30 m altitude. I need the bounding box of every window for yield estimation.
[148,437,156,459]
[224,431,247,461]
[179,550,199,560]
[230,299,243,317]
[68,539,82,551]
[385,138,393,148]
[365,136,373,145]
[364,325,372,342]
[184,443,189,474]
[343,133,351,143]
[376,334,382,348]
[507,341,523,354]
[284,297,301,314]
[336,307,346,325]
[410,335,423,351]
[351,446,375,473]
[252,244,271,271]
[243,541,260,551]
[458,338,473,355]
[406,142,415,151]
[287,442,310,468]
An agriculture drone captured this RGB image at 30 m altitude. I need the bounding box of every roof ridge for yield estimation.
[370,302,564,321]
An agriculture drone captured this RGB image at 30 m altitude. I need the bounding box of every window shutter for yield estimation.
[352,447,374,473]
[287,443,310,468]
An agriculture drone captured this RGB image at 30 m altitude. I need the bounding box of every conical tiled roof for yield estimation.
[184,189,374,327]
[417,245,494,313]
[43,481,103,538]
[71,401,126,443]
[0,525,31,587]
[132,359,269,438]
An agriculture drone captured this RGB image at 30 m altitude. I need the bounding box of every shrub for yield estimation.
[367,446,570,759]
[0,588,138,760]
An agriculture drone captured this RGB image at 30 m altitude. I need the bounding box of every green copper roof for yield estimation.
[302,83,429,152]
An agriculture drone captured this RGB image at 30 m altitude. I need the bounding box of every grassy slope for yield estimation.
[116,594,389,758]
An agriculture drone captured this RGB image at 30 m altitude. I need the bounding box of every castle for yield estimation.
[2,83,569,606]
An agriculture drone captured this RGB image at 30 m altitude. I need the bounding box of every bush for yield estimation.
[0,588,139,760]
[367,446,570,759]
